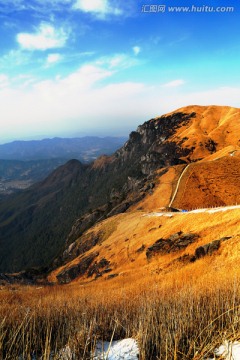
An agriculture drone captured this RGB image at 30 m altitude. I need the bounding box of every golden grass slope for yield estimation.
[157,105,240,161]
[49,205,240,285]
[172,156,240,209]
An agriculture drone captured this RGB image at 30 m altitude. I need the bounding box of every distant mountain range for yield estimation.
[0,136,127,161]
[1,106,240,275]
[0,136,127,196]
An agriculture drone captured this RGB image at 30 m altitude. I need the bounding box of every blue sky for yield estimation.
[0,0,239,142]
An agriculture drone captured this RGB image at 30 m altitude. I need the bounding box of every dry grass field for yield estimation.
[1,205,240,359]
[1,259,240,359]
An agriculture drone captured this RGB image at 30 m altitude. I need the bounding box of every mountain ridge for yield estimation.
[1,105,240,274]
[0,136,127,161]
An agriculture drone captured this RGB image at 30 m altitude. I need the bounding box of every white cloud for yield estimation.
[96,54,138,70]
[46,53,62,66]
[0,0,72,13]
[1,57,240,142]
[17,23,69,51]
[73,0,122,18]
[133,46,141,56]
[163,79,185,87]
[0,63,148,140]
[0,74,10,88]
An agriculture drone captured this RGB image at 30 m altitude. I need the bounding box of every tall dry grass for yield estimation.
[0,265,239,359]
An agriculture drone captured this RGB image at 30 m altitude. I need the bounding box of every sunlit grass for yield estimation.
[0,262,240,359]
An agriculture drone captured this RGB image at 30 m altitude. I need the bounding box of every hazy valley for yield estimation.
[0,136,127,197]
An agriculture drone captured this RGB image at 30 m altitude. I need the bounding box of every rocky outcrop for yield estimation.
[205,138,217,153]
[87,258,111,278]
[61,231,103,266]
[66,210,107,248]
[171,237,232,266]
[146,232,198,259]
[107,273,119,280]
[57,252,99,284]
[195,240,221,259]
[136,244,146,253]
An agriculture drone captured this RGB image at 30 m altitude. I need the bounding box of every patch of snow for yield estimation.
[214,340,240,360]
[191,205,240,214]
[93,338,139,360]
[144,212,173,217]
[146,205,240,217]
[205,340,240,360]
[207,205,240,213]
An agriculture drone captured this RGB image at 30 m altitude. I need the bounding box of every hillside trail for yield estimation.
[168,164,190,207]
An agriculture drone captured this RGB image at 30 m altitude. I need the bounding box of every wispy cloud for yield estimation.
[133,46,141,56]
[0,0,72,13]
[72,0,122,18]
[0,0,26,12]
[46,53,62,66]
[16,22,69,51]
[96,53,139,70]
[0,49,33,69]
[163,79,185,87]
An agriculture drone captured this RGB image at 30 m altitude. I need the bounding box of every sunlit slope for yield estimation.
[171,156,240,209]
[48,205,240,284]
[129,154,240,212]
[162,105,240,161]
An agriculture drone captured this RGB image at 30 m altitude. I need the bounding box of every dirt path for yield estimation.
[169,164,190,207]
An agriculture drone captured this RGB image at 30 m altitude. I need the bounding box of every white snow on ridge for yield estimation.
[192,205,240,214]
[145,204,240,217]
[144,212,173,217]
[93,338,139,360]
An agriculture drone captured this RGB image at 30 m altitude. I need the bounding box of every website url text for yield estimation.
[141,5,235,13]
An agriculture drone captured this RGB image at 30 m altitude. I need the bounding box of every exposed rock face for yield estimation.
[66,211,107,248]
[107,273,119,280]
[171,237,232,267]
[57,252,99,284]
[205,138,217,153]
[195,240,221,259]
[87,258,111,278]
[62,232,101,264]
[136,245,146,253]
[146,232,198,259]
[116,112,195,176]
